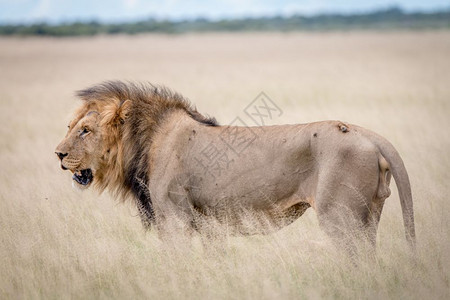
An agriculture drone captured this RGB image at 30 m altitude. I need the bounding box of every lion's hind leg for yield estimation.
[314,157,381,257]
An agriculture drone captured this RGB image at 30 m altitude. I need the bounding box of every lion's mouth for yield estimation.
[72,169,93,186]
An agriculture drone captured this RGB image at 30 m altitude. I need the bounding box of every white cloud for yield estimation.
[29,0,52,20]
[124,0,138,9]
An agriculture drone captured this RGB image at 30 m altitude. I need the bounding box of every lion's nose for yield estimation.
[55,151,68,161]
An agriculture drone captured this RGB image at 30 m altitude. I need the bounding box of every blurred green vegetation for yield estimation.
[1,7,449,36]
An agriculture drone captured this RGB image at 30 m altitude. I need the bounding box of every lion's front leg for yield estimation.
[153,195,198,252]
[155,211,196,248]
[192,213,230,256]
[153,174,198,248]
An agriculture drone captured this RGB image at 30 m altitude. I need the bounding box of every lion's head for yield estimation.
[55,81,216,196]
[55,95,130,190]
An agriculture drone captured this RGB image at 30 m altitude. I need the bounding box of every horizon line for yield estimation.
[1,5,449,26]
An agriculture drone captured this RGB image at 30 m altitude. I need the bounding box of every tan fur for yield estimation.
[55,81,415,253]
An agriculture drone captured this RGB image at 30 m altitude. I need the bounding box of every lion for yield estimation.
[55,81,415,254]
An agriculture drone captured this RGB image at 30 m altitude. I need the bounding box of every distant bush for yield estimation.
[1,7,449,36]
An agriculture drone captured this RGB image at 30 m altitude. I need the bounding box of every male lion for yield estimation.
[55,81,415,253]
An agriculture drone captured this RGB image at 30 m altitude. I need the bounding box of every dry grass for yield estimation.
[0,32,449,299]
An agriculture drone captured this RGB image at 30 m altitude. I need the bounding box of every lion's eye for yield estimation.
[80,127,90,137]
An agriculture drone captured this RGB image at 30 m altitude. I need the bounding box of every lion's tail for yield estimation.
[360,127,416,250]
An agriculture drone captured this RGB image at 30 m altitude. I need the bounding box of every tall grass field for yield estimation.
[0,32,449,299]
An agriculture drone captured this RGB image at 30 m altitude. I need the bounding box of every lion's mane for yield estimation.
[76,81,217,225]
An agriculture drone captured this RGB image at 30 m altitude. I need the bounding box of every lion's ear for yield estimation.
[101,99,131,127]
[116,99,131,125]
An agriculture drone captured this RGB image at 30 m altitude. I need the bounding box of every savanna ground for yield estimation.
[0,32,449,299]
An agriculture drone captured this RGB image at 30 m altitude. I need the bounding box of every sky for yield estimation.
[0,0,449,24]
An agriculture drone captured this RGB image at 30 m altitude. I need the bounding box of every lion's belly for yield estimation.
[192,193,313,235]
[187,128,317,213]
